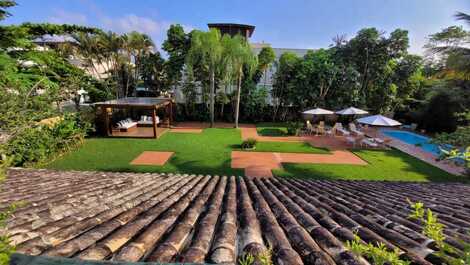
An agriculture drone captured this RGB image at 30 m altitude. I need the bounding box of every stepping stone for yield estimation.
[130,151,174,166]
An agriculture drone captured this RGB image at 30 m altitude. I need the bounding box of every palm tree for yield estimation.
[0,0,15,20]
[187,29,224,127]
[222,35,257,128]
[429,12,470,78]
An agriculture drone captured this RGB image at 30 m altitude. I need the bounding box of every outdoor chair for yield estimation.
[116,118,137,132]
[306,121,315,135]
[335,123,351,136]
[373,138,384,144]
[325,123,337,136]
[137,115,160,127]
[349,123,364,136]
[346,136,357,147]
[361,138,379,148]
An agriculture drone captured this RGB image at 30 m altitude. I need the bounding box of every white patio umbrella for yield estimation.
[336,107,369,115]
[302,108,334,115]
[356,115,402,126]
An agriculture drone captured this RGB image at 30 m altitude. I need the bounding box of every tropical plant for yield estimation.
[409,201,470,265]
[221,35,257,128]
[425,12,470,79]
[347,234,410,265]
[0,0,15,20]
[162,24,191,91]
[186,29,224,127]
[241,138,257,149]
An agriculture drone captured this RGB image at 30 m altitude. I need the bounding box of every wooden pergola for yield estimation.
[95,97,174,138]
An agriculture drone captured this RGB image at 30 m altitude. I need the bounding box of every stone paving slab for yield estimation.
[130,151,174,166]
[232,150,367,177]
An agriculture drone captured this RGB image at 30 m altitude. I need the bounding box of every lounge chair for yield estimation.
[361,138,378,148]
[116,118,137,132]
[325,123,337,137]
[137,115,160,126]
[349,123,364,136]
[335,123,350,136]
[316,121,326,135]
[346,136,357,147]
[373,138,384,144]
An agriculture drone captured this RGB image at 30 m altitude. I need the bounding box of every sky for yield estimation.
[2,0,470,54]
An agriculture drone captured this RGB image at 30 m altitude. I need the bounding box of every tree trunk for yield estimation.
[210,70,215,128]
[234,68,242,128]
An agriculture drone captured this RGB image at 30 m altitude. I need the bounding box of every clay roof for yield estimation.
[3,168,470,265]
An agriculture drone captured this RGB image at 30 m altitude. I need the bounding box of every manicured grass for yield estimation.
[48,128,244,176]
[252,142,329,154]
[256,122,289,136]
[273,149,462,182]
[47,128,462,182]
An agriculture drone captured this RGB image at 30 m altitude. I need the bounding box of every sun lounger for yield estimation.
[335,123,350,136]
[137,115,160,126]
[361,138,378,148]
[373,138,384,144]
[346,136,357,147]
[116,118,137,131]
[349,123,364,136]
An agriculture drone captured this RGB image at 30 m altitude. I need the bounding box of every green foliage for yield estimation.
[162,24,191,88]
[238,247,273,265]
[3,114,89,167]
[433,126,470,147]
[347,234,410,265]
[241,138,257,149]
[0,0,15,20]
[421,90,460,133]
[409,201,470,265]
[238,253,255,265]
[286,121,302,136]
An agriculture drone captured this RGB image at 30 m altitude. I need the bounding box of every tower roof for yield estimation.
[207,23,255,38]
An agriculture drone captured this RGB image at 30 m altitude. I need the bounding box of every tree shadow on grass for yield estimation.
[274,149,467,183]
[257,128,287,137]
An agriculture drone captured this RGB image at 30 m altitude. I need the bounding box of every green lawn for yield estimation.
[47,127,462,182]
[256,122,289,136]
[246,142,329,154]
[273,149,462,182]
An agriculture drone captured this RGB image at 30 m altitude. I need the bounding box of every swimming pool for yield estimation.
[382,130,441,156]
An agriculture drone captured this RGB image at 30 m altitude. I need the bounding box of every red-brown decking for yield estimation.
[130,151,174,166]
[232,151,367,177]
[5,168,470,265]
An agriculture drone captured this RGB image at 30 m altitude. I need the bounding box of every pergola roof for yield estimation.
[94,97,172,109]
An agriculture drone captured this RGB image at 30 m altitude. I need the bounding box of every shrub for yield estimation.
[2,113,89,167]
[241,138,257,149]
[286,121,302,136]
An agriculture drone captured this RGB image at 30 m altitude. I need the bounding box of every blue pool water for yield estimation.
[382,130,441,156]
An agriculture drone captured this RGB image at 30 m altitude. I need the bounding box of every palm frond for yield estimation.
[455,12,470,27]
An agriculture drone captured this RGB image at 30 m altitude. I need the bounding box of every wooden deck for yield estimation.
[111,127,169,138]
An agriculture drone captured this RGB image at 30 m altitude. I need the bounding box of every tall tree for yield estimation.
[186,29,224,127]
[255,46,276,86]
[162,24,191,91]
[425,13,470,79]
[221,35,257,128]
[272,52,300,121]
[0,0,15,20]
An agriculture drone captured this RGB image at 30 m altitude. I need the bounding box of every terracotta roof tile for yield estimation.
[4,168,470,265]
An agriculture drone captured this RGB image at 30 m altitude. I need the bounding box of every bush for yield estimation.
[241,138,257,149]
[286,121,302,136]
[2,113,89,167]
